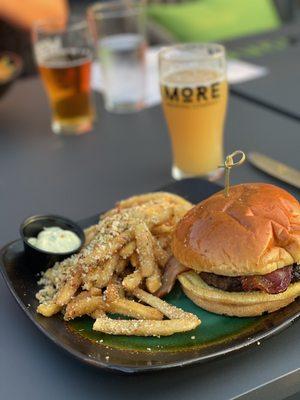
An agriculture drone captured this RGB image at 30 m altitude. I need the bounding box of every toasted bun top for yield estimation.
[172,183,300,276]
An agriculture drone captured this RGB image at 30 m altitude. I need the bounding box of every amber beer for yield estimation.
[161,69,228,178]
[38,48,94,134]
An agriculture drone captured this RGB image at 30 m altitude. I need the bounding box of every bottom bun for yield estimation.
[178,271,300,317]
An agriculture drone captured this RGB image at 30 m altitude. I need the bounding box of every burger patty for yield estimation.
[200,272,243,292]
[200,264,300,294]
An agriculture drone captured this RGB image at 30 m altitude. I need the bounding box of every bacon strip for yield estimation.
[241,265,293,294]
[157,257,296,296]
[155,257,189,298]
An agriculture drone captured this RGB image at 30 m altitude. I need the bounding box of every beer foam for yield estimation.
[39,47,92,68]
[161,69,226,87]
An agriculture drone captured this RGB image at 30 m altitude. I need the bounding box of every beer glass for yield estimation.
[33,19,95,135]
[88,0,146,113]
[159,44,228,180]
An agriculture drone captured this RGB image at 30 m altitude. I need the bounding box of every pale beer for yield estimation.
[161,69,228,177]
[159,44,227,179]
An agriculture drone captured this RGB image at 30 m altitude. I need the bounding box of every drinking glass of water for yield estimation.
[88,0,147,113]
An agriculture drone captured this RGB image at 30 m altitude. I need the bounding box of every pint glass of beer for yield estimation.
[159,44,228,179]
[33,19,95,135]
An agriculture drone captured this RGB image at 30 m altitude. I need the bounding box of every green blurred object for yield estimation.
[148,0,281,42]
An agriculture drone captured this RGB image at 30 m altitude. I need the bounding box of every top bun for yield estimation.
[172,183,300,276]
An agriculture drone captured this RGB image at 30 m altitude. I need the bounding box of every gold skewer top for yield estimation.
[219,150,246,197]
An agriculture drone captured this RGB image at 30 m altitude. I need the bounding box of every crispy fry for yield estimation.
[79,229,134,268]
[55,270,82,307]
[152,224,174,235]
[146,272,162,293]
[90,287,102,296]
[102,201,174,228]
[156,235,171,249]
[142,205,173,229]
[115,258,128,274]
[135,222,156,277]
[122,270,142,291]
[89,308,106,319]
[94,254,119,288]
[134,288,199,321]
[120,241,136,259]
[105,283,124,303]
[64,291,104,321]
[152,238,169,267]
[130,252,139,268]
[115,192,192,210]
[37,302,61,317]
[84,224,98,246]
[106,298,163,320]
[93,317,199,336]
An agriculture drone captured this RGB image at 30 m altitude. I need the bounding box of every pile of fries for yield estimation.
[36,192,201,336]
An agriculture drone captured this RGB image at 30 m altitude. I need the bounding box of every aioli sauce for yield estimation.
[28,227,81,253]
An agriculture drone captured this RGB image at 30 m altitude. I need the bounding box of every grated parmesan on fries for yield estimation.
[36,192,200,336]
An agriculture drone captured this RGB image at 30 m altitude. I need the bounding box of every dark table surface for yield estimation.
[231,44,300,120]
[0,78,300,400]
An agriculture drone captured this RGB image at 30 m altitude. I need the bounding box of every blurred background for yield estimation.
[1,0,300,77]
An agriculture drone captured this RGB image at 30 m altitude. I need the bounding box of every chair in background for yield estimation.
[147,0,298,44]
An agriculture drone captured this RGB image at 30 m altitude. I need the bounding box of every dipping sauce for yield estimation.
[28,226,81,253]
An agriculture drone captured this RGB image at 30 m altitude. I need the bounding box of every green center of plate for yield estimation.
[69,283,263,352]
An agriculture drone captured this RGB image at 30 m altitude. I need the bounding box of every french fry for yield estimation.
[133,288,199,322]
[83,256,125,291]
[129,252,139,268]
[79,229,134,268]
[152,238,169,267]
[106,298,163,320]
[122,270,142,291]
[135,222,156,277]
[93,317,199,336]
[120,241,136,259]
[101,201,174,228]
[89,308,107,319]
[115,192,192,210]
[90,287,102,296]
[115,258,128,274]
[143,205,173,229]
[64,291,105,321]
[105,283,124,303]
[146,271,162,294]
[37,302,61,317]
[55,270,82,307]
[94,254,119,288]
[84,224,98,246]
[152,224,174,235]
[156,235,171,249]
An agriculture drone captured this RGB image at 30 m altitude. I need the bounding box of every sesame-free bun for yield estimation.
[173,183,300,277]
[178,271,300,317]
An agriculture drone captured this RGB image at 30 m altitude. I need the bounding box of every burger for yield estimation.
[158,183,300,317]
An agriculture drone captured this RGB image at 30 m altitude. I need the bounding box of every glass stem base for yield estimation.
[52,118,93,135]
[172,165,224,182]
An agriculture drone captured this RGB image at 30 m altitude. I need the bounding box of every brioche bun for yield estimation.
[179,271,300,317]
[173,183,300,316]
[173,183,300,276]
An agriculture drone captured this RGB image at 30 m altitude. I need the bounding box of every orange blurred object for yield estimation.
[0,0,68,30]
